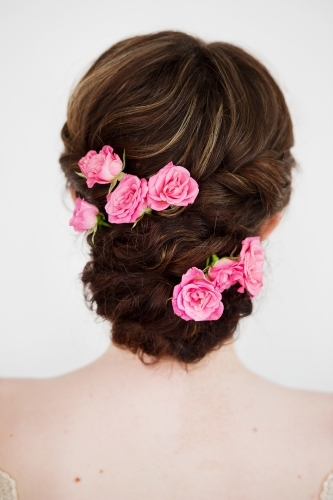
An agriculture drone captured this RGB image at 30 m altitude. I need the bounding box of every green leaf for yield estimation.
[91,225,98,245]
[211,254,220,264]
[99,220,111,228]
[122,149,126,169]
[75,171,86,179]
[85,227,95,244]
[96,213,111,228]
[108,172,125,194]
[131,213,144,229]
[108,179,118,194]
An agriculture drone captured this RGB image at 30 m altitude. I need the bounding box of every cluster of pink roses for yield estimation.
[69,146,264,323]
[70,145,199,232]
[172,237,264,321]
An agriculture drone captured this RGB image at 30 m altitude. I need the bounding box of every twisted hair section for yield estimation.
[60,31,295,363]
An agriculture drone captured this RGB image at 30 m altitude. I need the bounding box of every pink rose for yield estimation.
[238,236,264,297]
[147,162,199,211]
[172,267,224,321]
[69,197,99,232]
[208,258,244,292]
[78,145,123,188]
[105,174,148,224]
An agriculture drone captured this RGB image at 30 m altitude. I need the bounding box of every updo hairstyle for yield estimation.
[60,31,295,364]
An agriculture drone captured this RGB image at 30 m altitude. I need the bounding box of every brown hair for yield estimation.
[60,31,295,364]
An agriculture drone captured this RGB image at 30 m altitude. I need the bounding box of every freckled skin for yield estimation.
[0,342,332,499]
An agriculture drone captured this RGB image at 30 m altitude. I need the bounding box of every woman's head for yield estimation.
[60,31,295,364]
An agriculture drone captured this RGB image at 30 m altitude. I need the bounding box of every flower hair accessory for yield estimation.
[77,145,123,188]
[172,237,264,321]
[71,146,199,233]
[69,197,110,242]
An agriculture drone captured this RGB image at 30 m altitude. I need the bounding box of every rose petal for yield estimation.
[69,197,99,232]
[105,174,148,224]
[147,162,199,211]
[172,267,223,321]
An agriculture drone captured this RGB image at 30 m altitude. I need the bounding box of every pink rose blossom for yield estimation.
[147,162,199,211]
[208,258,244,292]
[238,236,264,297]
[78,145,123,188]
[172,267,224,321]
[105,174,148,224]
[69,197,99,232]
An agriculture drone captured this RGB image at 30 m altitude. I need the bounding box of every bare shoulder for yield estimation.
[254,375,333,436]
[225,374,333,496]
[0,371,84,428]
[285,387,333,483]
[0,376,51,410]
[0,376,44,424]
[276,382,333,426]
[0,378,34,468]
[0,376,60,464]
[290,387,333,444]
[294,387,333,443]
[255,377,333,475]
[0,366,100,443]
[288,382,333,405]
[0,377,33,420]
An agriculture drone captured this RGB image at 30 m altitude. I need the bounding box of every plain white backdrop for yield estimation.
[0,0,332,391]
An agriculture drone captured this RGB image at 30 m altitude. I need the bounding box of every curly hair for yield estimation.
[59,31,295,364]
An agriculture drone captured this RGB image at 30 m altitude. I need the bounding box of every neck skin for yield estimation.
[96,338,253,390]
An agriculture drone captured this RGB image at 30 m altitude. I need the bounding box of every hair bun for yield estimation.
[60,31,295,363]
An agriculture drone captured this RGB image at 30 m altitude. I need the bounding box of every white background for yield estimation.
[0,0,332,391]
